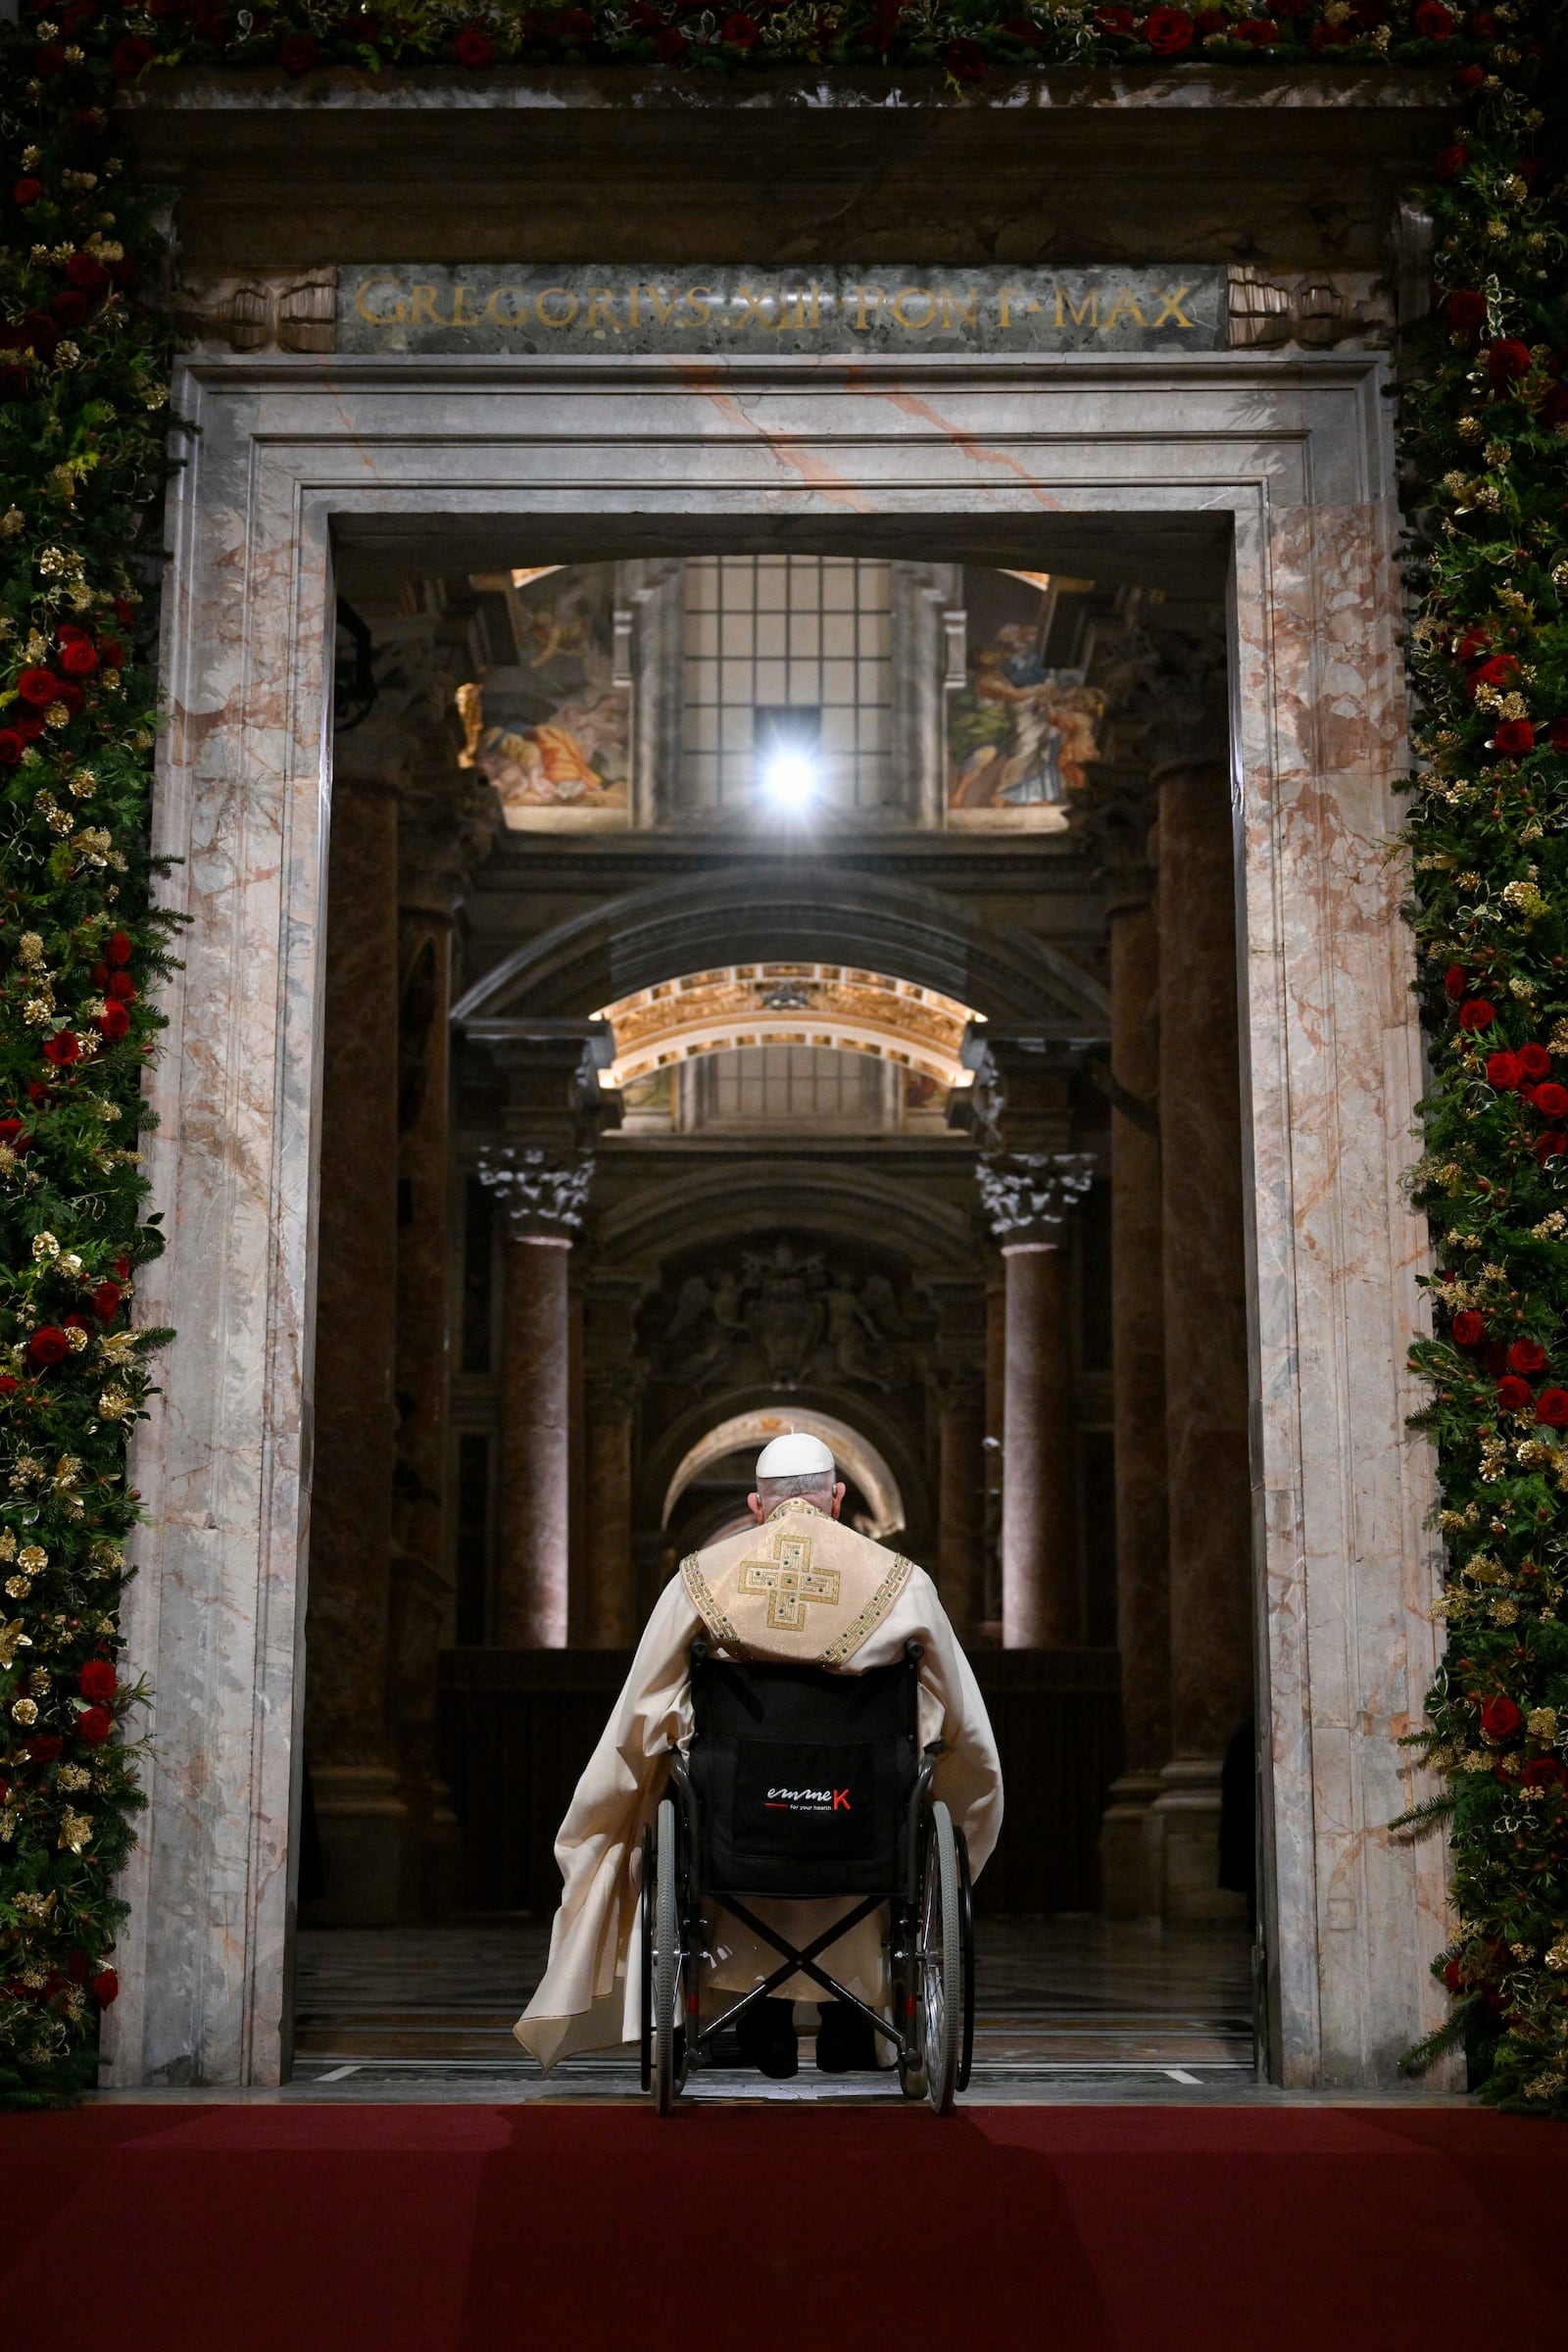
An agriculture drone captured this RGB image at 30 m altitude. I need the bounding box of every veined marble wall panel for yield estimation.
[106,349,1446,2091]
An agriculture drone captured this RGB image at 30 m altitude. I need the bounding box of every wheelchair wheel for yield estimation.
[651,1795,686,2115]
[916,1800,962,2115]
[639,1825,654,2094]
[955,1821,976,2095]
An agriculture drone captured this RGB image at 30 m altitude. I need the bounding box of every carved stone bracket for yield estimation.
[477,1146,593,1241]
[172,267,337,356]
[1227,266,1393,352]
[977,1152,1096,1247]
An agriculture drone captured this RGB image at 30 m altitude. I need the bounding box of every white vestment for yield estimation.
[515,1501,1004,2070]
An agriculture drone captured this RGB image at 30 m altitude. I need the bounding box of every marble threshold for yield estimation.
[90,1918,1469,2107]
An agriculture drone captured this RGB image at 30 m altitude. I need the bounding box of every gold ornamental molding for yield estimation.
[595,964,980,1091]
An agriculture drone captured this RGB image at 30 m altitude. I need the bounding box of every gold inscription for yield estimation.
[348,275,1208,342]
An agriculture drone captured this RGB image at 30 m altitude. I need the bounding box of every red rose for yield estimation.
[114,596,135,626]
[42,1029,79,1066]
[1486,337,1533,383]
[1455,625,1491,662]
[453,24,494,61]
[942,31,987,75]
[1458,999,1495,1031]
[76,1705,113,1747]
[0,1119,31,1154]
[1432,142,1468,179]
[17,667,60,707]
[1235,15,1279,36]
[91,1968,119,2006]
[1143,3,1194,45]
[54,681,84,717]
[33,40,68,74]
[58,638,98,678]
[553,6,596,33]
[24,1733,63,1763]
[1518,1043,1552,1079]
[721,8,760,38]
[277,31,317,70]
[1535,1131,1568,1165]
[1481,1693,1522,1740]
[13,177,43,207]
[1521,1758,1568,1793]
[51,290,89,328]
[1444,964,1468,1001]
[110,31,154,71]
[92,1280,121,1320]
[1452,59,1483,86]
[97,637,126,671]
[1485,1049,1520,1090]
[1508,1338,1547,1375]
[0,731,24,767]
[107,930,133,965]
[27,1327,69,1368]
[1537,1083,1568,1119]
[98,1003,130,1042]
[1496,1374,1533,1413]
[65,251,107,296]
[1094,3,1135,24]
[1451,1310,1485,1347]
[1414,0,1453,30]
[1470,654,1519,694]
[1194,5,1225,24]
[652,22,686,52]
[0,1377,18,1397]
[1494,719,1536,757]
[14,710,44,741]
[1536,1388,1568,1427]
[107,971,136,1002]
[78,1659,118,1703]
[1443,1957,1465,1991]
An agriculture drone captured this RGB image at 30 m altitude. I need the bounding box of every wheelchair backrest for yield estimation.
[687,1642,920,1897]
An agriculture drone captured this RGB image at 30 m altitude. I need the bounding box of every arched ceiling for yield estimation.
[662,1407,906,1542]
[594,963,978,1091]
[591,1161,975,1278]
[453,863,1109,1036]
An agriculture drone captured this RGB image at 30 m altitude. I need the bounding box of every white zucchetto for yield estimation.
[755,1431,836,1480]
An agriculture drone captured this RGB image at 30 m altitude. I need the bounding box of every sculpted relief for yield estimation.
[650,1242,928,1396]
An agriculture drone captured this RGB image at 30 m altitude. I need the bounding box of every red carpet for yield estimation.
[3,2103,1565,2349]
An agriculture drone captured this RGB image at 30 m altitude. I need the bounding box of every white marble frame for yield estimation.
[103,348,1447,2092]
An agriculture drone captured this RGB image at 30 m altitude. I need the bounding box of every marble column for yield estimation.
[482,1150,593,1648]
[930,1363,987,1643]
[925,1279,988,1642]
[582,1273,648,1649]
[1100,889,1173,1916]
[1147,761,1253,1920]
[304,766,406,1926]
[977,1154,1094,1649]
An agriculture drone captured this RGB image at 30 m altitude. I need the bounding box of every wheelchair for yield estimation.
[639,1636,975,2115]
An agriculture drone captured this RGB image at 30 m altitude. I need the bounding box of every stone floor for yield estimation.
[272,1914,1278,2105]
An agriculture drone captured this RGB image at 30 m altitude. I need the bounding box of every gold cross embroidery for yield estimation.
[738,1534,841,1632]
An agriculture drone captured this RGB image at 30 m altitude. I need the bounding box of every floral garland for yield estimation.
[0,0,1561,2108]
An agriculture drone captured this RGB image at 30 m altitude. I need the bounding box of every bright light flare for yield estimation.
[761,746,818,808]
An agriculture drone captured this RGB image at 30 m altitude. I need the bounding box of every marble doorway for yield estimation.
[105,346,1445,2095]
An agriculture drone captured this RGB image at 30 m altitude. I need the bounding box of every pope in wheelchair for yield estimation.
[515,1432,1004,2112]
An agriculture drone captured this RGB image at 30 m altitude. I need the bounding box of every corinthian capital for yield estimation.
[477,1146,593,1241]
[977,1152,1095,1247]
